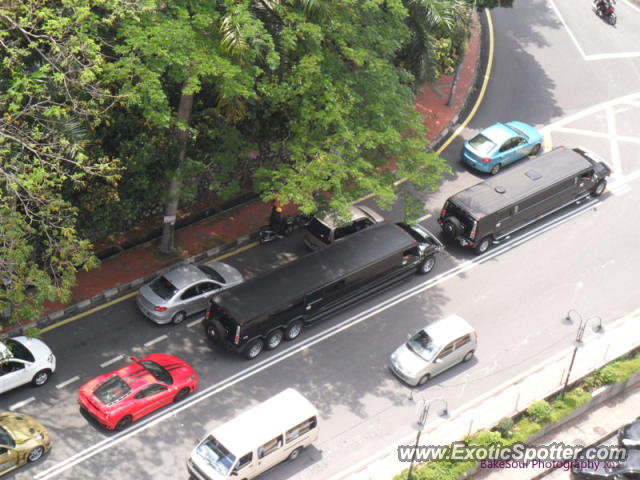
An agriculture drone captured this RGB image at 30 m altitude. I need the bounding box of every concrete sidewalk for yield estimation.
[330,309,640,480]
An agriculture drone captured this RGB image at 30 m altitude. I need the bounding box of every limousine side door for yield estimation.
[303,281,346,318]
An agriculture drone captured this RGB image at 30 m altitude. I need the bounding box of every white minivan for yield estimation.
[187,389,319,480]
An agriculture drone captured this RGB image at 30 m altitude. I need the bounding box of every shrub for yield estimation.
[468,429,502,447]
[494,417,514,439]
[526,400,553,424]
[595,365,617,385]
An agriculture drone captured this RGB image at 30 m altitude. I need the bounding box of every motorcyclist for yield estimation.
[593,0,613,15]
[269,204,287,236]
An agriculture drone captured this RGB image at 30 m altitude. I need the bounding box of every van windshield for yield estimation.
[196,436,236,476]
[406,331,440,361]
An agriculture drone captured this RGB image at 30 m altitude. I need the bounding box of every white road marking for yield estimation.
[548,0,640,61]
[100,355,124,368]
[34,199,602,480]
[143,335,168,348]
[610,184,632,196]
[416,213,432,223]
[187,316,204,328]
[606,105,623,176]
[553,127,640,145]
[56,376,80,390]
[10,397,35,411]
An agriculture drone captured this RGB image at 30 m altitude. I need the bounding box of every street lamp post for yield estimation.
[407,397,448,480]
[561,310,603,398]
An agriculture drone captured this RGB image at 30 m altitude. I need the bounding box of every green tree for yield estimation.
[399,0,471,85]
[0,1,122,327]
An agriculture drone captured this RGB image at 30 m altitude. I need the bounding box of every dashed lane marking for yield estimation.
[187,316,204,328]
[56,376,80,390]
[100,355,125,368]
[143,335,168,348]
[10,397,35,411]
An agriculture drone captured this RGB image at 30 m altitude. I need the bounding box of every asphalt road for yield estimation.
[4,1,640,479]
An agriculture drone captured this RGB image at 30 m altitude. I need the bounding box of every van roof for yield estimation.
[213,223,417,323]
[422,314,475,343]
[209,388,317,455]
[451,147,593,218]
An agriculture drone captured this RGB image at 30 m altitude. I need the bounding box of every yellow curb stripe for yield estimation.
[436,8,494,155]
[543,130,553,152]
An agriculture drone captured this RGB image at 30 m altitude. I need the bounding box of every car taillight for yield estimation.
[474,331,478,341]
[470,222,477,240]
[440,208,446,218]
[481,157,492,163]
[205,310,210,320]
[154,306,167,312]
[235,326,241,345]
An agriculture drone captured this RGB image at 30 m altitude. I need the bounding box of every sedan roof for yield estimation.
[162,264,208,291]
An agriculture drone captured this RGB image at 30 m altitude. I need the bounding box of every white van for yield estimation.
[187,389,319,480]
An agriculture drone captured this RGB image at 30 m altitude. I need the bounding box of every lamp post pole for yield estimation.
[561,311,603,399]
[408,398,448,480]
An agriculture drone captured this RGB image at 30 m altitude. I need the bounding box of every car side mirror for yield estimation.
[407,334,412,340]
[130,356,139,363]
[434,358,443,364]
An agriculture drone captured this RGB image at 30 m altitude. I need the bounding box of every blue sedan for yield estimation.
[462,121,543,175]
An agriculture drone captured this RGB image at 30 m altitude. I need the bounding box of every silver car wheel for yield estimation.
[172,311,186,325]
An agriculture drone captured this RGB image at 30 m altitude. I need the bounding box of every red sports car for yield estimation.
[78,353,197,430]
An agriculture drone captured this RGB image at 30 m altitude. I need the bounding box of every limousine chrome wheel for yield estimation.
[266,329,284,350]
[285,321,303,341]
[245,339,264,359]
[592,180,606,197]
[473,237,491,255]
[419,256,436,274]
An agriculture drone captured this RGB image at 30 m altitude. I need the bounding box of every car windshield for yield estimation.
[139,360,173,385]
[0,425,15,448]
[196,436,236,476]
[406,331,440,361]
[468,133,496,155]
[306,217,332,244]
[150,277,178,300]
[507,124,528,139]
[94,376,131,405]
[2,339,34,362]
[197,265,225,284]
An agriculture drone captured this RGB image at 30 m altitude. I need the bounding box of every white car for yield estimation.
[0,337,56,394]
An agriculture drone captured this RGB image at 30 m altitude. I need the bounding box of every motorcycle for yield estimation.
[258,213,311,245]
[594,0,616,25]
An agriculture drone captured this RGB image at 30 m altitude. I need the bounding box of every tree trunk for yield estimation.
[159,82,194,253]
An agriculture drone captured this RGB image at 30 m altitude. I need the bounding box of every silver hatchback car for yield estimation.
[136,261,243,325]
[389,315,477,386]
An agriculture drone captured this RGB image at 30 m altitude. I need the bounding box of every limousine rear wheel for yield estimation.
[285,321,303,341]
[592,180,606,197]
[245,339,264,359]
[473,237,491,255]
[266,329,284,350]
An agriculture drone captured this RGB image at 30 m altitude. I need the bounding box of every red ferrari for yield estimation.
[78,353,197,430]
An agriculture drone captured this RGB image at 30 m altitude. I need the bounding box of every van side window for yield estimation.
[286,416,318,444]
[455,335,472,349]
[437,342,456,359]
[334,224,356,240]
[235,452,253,471]
[258,435,283,458]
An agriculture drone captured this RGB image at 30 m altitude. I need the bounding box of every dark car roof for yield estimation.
[450,147,594,218]
[214,223,417,323]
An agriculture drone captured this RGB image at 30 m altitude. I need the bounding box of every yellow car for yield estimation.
[0,412,51,476]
